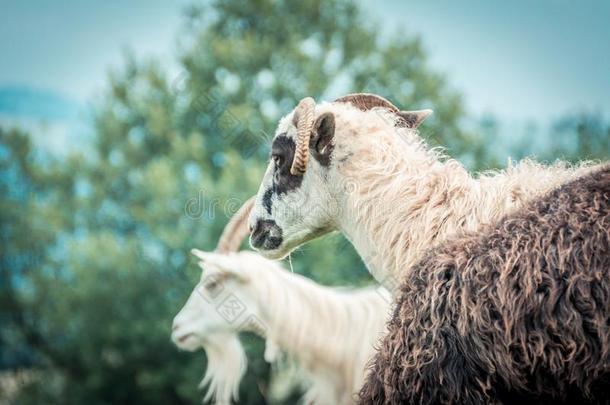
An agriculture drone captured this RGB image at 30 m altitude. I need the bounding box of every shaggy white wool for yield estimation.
[198,334,247,404]
[334,106,598,287]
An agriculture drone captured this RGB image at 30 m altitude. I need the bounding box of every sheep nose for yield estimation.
[250,219,283,250]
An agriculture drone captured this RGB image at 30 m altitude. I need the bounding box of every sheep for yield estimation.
[247,93,602,290]
[172,198,390,404]
[358,165,610,404]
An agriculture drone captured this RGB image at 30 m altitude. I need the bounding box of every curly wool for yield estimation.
[359,165,610,404]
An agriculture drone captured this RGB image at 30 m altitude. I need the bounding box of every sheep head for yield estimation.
[249,93,432,259]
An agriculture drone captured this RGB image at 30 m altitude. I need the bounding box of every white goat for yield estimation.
[172,199,390,404]
[248,93,602,289]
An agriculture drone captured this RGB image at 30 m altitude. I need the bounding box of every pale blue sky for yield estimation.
[371,0,610,121]
[0,0,187,101]
[0,0,608,153]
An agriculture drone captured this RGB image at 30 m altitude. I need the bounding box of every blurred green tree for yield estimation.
[0,128,53,371]
[545,113,610,162]
[483,113,610,166]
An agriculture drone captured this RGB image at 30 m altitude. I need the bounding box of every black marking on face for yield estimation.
[262,188,273,215]
[271,134,303,195]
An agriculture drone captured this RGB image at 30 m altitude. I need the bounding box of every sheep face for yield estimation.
[249,104,340,259]
[249,94,431,259]
[171,253,258,351]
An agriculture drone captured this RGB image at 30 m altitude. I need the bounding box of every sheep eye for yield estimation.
[272,154,283,167]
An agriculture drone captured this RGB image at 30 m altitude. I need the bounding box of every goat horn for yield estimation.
[215,196,256,253]
[334,93,400,113]
[290,97,316,176]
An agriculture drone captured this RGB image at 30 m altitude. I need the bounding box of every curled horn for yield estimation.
[334,93,400,113]
[215,196,256,253]
[290,97,316,176]
[335,93,432,129]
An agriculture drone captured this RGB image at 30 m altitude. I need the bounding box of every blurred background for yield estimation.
[1,0,609,403]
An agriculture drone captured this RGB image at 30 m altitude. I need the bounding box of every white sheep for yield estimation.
[247,93,602,289]
[172,198,390,404]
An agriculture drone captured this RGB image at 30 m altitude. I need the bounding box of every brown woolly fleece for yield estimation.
[359,165,610,404]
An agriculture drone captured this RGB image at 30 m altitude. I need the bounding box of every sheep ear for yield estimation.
[309,112,335,166]
[398,109,433,129]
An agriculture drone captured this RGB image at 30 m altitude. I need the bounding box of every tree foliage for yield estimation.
[1,0,607,404]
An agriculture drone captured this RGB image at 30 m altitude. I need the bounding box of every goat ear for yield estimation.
[398,109,433,129]
[196,252,249,283]
[309,112,335,166]
[191,248,212,262]
[192,249,230,266]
